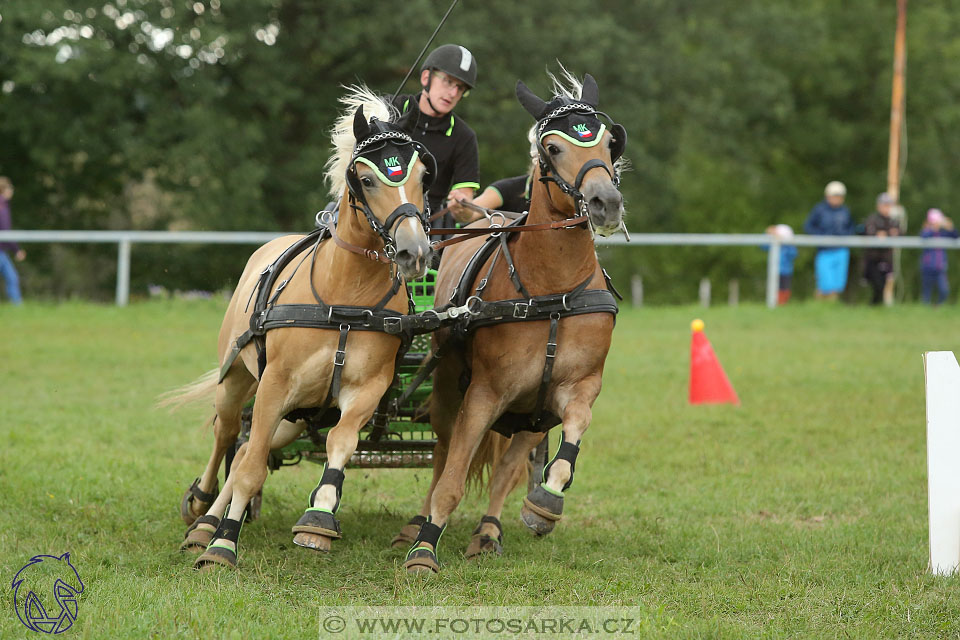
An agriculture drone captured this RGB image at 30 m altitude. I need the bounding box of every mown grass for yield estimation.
[2,299,959,638]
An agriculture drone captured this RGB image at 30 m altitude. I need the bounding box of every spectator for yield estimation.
[0,176,25,305]
[920,208,958,306]
[764,224,798,305]
[804,181,855,300]
[862,192,900,306]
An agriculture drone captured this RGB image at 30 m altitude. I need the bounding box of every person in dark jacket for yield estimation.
[920,208,959,305]
[862,192,900,305]
[393,44,480,231]
[804,181,855,300]
[0,176,24,304]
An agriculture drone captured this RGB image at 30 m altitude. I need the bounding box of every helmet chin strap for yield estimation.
[420,79,445,118]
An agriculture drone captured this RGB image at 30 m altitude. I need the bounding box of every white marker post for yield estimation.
[923,351,960,576]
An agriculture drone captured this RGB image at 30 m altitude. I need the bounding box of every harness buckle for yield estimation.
[362,309,374,326]
[334,349,346,367]
[513,302,529,319]
[476,278,488,293]
[545,342,558,359]
[561,293,572,311]
[383,316,402,334]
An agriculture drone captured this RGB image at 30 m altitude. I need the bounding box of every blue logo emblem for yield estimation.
[11,553,84,634]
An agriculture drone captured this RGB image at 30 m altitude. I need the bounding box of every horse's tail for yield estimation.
[156,368,219,411]
[465,431,528,496]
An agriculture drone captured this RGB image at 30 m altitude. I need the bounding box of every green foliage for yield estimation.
[1,1,959,301]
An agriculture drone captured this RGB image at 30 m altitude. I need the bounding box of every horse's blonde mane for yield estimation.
[546,64,583,102]
[324,85,398,199]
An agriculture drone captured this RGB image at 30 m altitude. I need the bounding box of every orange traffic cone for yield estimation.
[689,319,740,405]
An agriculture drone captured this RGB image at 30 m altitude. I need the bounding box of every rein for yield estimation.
[429,214,589,250]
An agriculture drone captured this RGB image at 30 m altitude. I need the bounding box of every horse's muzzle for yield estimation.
[393,216,433,280]
[584,181,623,237]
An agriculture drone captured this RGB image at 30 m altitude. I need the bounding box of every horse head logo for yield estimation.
[11,553,84,634]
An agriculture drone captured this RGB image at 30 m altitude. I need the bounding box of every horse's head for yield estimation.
[516,73,627,236]
[346,102,435,280]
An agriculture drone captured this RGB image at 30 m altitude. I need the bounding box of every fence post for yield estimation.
[699,278,711,307]
[765,239,781,308]
[728,279,739,306]
[631,274,643,307]
[116,237,131,306]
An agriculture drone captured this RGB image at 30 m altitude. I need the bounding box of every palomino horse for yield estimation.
[164,86,435,570]
[398,72,626,572]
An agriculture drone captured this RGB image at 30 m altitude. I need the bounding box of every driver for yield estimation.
[393,44,480,232]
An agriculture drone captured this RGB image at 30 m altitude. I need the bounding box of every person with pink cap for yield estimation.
[920,208,958,305]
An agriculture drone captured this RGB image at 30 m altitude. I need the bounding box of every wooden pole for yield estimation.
[887,0,907,202]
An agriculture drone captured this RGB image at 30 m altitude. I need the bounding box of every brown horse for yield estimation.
[163,86,435,570]
[396,71,626,573]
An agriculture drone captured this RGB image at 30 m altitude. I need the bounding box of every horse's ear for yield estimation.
[580,73,599,107]
[516,80,548,119]
[396,100,420,134]
[353,106,369,141]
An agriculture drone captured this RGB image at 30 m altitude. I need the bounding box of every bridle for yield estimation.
[533,101,627,220]
[333,126,436,262]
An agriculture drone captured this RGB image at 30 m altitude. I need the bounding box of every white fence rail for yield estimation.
[2,229,959,308]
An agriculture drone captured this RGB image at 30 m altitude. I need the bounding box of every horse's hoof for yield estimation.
[465,533,503,559]
[180,534,213,554]
[520,505,558,536]
[193,544,237,571]
[521,486,563,536]
[403,547,440,574]
[390,523,422,549]
[181,514,219,553]
[180,478,217,526]
[291,509,342,542]
[293,532,333,552]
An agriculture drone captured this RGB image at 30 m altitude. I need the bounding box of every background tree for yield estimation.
[1,0,958,302]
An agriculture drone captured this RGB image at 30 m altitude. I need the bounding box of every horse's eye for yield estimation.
[360,176,374,187]
[547,144,561,156]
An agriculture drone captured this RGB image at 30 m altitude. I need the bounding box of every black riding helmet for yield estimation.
[420,44,477,90]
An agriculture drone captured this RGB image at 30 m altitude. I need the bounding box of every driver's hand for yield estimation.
[448,195,476,224]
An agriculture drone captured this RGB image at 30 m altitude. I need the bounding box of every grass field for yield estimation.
[2,299,960,638]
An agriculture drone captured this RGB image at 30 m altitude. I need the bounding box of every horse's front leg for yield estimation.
[521,374,601,536]
[404,383,503,574]
[291,383,386,553]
